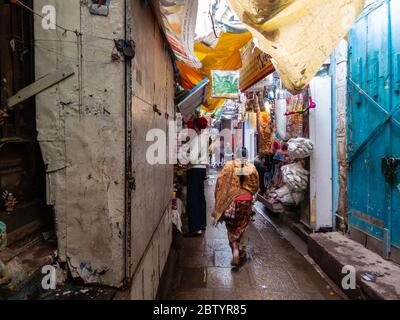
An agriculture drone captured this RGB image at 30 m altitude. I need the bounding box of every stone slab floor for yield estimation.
[165,170,341,300]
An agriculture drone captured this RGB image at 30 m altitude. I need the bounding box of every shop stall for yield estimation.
[238,66,334,233]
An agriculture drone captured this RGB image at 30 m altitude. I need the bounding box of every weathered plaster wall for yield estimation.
[128,0,174,299]
[334,39,349,230]
[34,0,174,294]
[34,0,126,287]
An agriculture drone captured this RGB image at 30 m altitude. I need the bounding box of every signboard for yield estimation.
[211,70,240,99]
[239,40,274,92]
[176,78,209,121]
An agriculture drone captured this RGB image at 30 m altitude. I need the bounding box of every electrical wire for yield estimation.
[10,37,118,64]
[208,0,220,39]
[12,37,117,56]
[15,0,80,36]
[14,0,117,42]
[34,43,115,65]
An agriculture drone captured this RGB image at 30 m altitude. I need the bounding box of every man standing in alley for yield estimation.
[254,154,267,195]
[182,117,209,237]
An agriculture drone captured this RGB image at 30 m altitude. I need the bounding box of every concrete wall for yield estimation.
[309,76,333,230]
[333,40,349,230]
[128,1,174,299]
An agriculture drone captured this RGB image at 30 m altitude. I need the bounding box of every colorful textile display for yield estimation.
[243,92,260,113]
[286,94,304,139]
[258,111,273,155]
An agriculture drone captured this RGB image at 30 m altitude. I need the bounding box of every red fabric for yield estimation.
[234,194,253,201]
[193,117,208,130]
[186,120,194,129]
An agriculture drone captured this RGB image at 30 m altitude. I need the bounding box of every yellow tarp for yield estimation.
[227,0,365,93]
[178,31,252,113]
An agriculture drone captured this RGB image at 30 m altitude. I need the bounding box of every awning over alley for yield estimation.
[155,0,365,112]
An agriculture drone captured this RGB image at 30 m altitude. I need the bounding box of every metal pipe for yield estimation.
[123,0,133,287]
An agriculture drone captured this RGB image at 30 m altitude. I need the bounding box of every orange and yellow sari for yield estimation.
[213,160,259,257]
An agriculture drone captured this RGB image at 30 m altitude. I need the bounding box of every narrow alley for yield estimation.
[163,169,340,300]
[1,0,400,307]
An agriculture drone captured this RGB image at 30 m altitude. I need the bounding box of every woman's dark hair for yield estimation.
[240,147,248,158]
[193,117,208,130]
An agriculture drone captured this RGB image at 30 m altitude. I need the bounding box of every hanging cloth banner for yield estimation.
[239,40,275,92]
[211,70,240,99]
[159,0,201,68]
[227,0,365,93]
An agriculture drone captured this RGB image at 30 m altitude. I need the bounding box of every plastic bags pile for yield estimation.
[288,138,314,159]
[281,163,309,192]
[273,184,304,206]
[171,198,184,233]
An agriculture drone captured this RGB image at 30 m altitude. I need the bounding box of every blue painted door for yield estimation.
[348,0,400,253]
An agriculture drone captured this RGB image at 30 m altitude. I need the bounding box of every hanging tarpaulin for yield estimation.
[220,21,248,34]
[195,31,252,112]
[227,0,365,93]
[239,40,275,92]
[159,0,201,68]
[211,70,240,99]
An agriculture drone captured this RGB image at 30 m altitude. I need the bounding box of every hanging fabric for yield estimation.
[227,0,365,92]
[158,0,201,68]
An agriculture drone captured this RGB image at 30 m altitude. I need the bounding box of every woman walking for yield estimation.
[213,147,259,266]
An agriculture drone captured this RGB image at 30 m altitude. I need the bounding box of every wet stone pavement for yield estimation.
[166,170,341,300]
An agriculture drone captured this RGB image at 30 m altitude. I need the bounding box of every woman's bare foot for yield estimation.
[231,243,240,266]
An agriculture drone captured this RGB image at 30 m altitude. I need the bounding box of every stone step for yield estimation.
[308,232,400,300]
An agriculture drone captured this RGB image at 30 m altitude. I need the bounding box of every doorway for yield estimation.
[0,0,53,247]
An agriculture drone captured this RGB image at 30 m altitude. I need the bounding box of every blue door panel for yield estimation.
[392,124,400,247]
[348,0,399,250]
[390,0,400,248]
[349,20,369,152]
